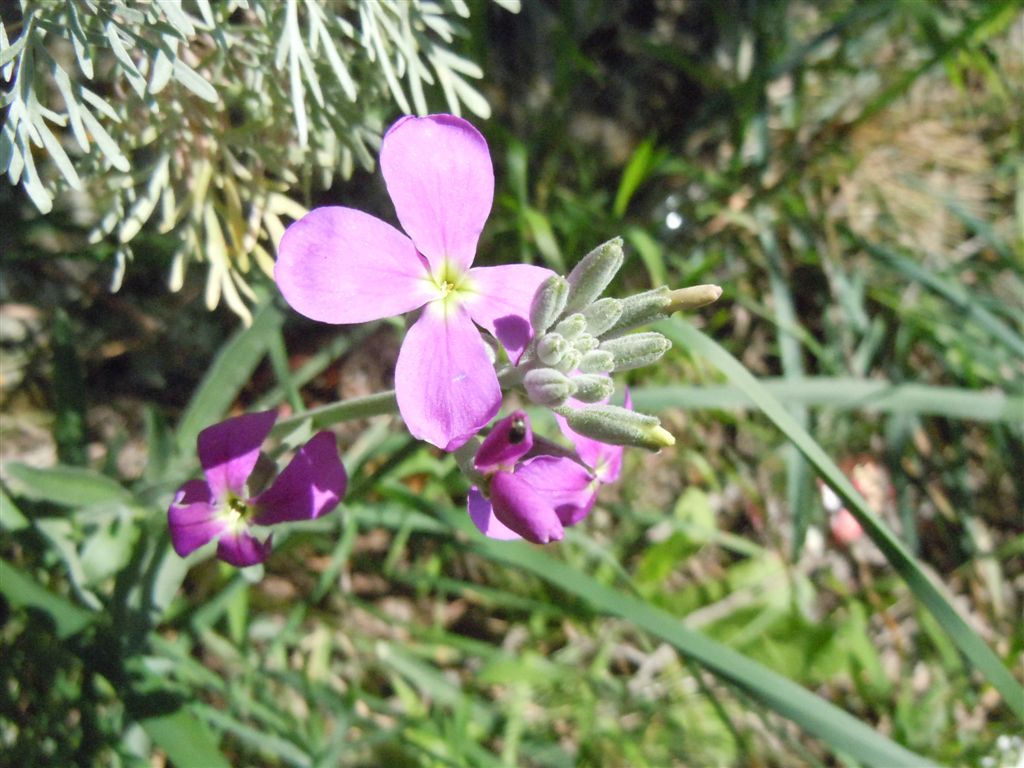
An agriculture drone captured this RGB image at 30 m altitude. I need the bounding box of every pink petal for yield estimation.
[380,115,493,274]
[198,410,278,499]
[276,207,436,324]
[468,486,522,541]
[251,432,347,525]
[168,479,228,557]
[474,410,533,472]
[465,264,554,360]
[216,530,272,567]
[515,456,598,527]
[395,303,501,451]
[490,471,564,544]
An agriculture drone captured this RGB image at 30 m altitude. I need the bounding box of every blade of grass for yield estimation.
[0,560,94,639]
[630,378,1024,422]
[658,316,1024,720]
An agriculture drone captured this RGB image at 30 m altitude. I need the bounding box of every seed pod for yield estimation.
[560,405,674,450]
[604,287,671,337]
[563,238,625,315]
[599,332,671,371]
[572,374,615,403]
[524,368,576,407]
[581,297,623,337]
[536,333,568,366]
[530,275,570,335]
[578,349,615,374]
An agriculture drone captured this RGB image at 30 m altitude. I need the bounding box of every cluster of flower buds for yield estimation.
[504,237,721,451]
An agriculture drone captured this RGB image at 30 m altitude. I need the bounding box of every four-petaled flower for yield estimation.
[468,410,621,544]
[168,411,347,567]
[275,114,553,450]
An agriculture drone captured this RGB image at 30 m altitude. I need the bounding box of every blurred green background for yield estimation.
[1,1,1022,766]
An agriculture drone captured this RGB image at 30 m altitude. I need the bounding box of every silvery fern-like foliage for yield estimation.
[1,0,518,321]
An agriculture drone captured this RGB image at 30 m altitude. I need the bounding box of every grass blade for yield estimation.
[658,316,1024,720]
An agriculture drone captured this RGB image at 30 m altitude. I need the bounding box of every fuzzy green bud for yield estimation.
[581,297,624,337]
[578,349,615,374]
[563,238,625,315]
[559,405,675,450]
[572,333,599,353]
[554,313,587,341]
[572,374,616,403]
[537,333,568,366]
[554,348,583,374]
[604,287,672,337]
[524,368,576,407]
[530,275,570,335]
[600,332,672,371]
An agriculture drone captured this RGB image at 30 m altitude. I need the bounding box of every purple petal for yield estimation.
[216,530,272,567]
[276,207,436,324]
[515,456,598,526]
[490,471,564,544]
[167,479,228,557]
[468,486,522,541]
[465,264,554,361]
[251,431,347,525]
[474,410,533,472]
[198,410,278,499]
[380,115,493,274]
[395,303,502,451]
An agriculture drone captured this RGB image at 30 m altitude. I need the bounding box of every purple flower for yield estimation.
[168,411,347,567]
[275,114,553,451]
[467,411,598,544]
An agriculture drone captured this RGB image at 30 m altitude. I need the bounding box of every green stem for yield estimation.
[269,390,398,437]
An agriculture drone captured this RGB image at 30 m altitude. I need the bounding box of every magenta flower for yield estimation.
[468,411,597,544]
[168,411,347,567]
[275,114,553,450]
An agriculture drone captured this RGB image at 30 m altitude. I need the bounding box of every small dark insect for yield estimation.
[508,415,527,444]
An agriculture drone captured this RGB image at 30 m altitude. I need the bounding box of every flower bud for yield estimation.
[560,405,675,451]
[554,313,587,341]
[572,374,615,403]
[581,298,623,337]
[524,368,576,407]
[578,349,615,374]
[536,333,568,366]
[553,348,582,374]
[604,287,671,337]
[572,333,599,353]
[599,332,672,371]
[666,284,723,313]
[564,237,625,315]
[530,275,570,335]
[475,411,533,471]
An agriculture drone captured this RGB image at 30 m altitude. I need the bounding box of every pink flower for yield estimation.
[168,411,347,567]
[275,114,553,450]
[468,411,600,544]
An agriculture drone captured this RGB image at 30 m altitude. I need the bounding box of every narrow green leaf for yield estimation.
[172,57,218,103]
[0,560,94,638]
[175,300,283,456]
[613,137,657,218]
[4,463,131,506]
[139,708,231,768]
[659,317,1024,720]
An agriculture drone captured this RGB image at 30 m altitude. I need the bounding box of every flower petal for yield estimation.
[490,471,564,544]
[474,410,533,472]
[395,302,501,451]
[468,486,521,541]
[515,456,597,527]
[168,479,227,557]
[276,207,436,324]
[252,432,347,525]
[198,410,278,499]
[465,264,554,360]
[380,115,493,273]
[216,530,272,567]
